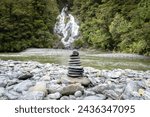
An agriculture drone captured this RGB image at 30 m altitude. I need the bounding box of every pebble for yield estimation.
[29,82,47,94]
[83,95,105,100]
[13,80,34,93]
[47,92,61,99]
[74,91,82,97]
[21,91,45,100]
[60,83,84,95]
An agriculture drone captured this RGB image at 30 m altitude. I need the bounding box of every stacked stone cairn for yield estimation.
[68,50,84,77]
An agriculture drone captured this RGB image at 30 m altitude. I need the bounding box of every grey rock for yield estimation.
[60,83,84,95]
[96,94,106,100]
[0,96,8,100]
[21,91,45,100]
[91,84,109,93]
[103,90,120,100]
[47,92,61,99]
[7,79,19,87]
[84,90,96,96]
[4,91,18,100]
[29,82,47,94]
[69,95,76,100]
[144,91,150,100]
[0,87,5,97]
[122,81,139,99]
[107,71,122,78]
[18,73,33,80]
[83,95,105,100]
[74,91,82,97]
[47,84,63,93]
[60,96,70,100]
[14,80,34,93]
[0,78,7,87]
[61,76,90,86]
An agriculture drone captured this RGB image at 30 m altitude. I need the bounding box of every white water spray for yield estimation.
[54,7,79,48]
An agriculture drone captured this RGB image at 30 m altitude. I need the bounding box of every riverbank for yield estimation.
[0,60,150,100]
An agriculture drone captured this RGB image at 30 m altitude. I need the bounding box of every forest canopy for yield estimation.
[0,0,149,55]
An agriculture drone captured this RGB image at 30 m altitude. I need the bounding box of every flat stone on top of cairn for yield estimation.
[67,50,84,77]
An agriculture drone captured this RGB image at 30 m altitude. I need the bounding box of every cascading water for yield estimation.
[54,7,79,48]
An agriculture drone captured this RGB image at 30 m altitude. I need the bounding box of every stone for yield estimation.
[84,90,96,96]
[69,95,76,100]
[74,91,82,97]
[83,95,105,100]
[4,91,18,100]
[96,94,106,100]
[61,76,90,86]
[18,73,33,80]
[91,84,109,93]
[47,84,63,93]
[21,91,45,100]
[103,90,120,100]
[13,80,34,93]
[67,50,84,77]
[0,87,5,97]
[47,92,61,99]
[107,71,122,79]
[29,82,47,94]
[122,81,140,99]
[138,88,145,96]
[60,83,84,95]
[144,91,150,100]
[40,75,50,81]
[124,81,139,94]
[60,96,70,100]
[0,78,7,87]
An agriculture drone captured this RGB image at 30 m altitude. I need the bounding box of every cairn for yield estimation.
[68,50,84,77]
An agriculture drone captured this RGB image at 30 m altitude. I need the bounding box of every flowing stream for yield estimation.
[54,7,79,48]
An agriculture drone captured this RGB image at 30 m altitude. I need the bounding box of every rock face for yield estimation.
[68,50,84,77]
[0,60,150,100]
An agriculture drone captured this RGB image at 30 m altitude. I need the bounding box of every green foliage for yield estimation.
[71,0,150,55]
[0,0,59,52]
[0,0,149,55]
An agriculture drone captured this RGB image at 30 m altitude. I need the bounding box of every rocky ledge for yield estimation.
[0,60,150,100]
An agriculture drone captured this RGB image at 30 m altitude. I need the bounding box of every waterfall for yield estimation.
[54,7,79,48]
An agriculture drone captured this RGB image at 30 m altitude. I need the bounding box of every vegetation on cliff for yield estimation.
[0,0,149,55]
